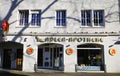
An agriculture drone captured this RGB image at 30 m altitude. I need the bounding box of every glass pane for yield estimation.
[19,10,29,26]
[77,49,102,66]
[45,47,49,52]
[24,11,29,25]
[62,11,66,26]
[31,14,36,25]
[94,11,98,26]
[19,13,24,25]
[36,14,41,26]
[87,11,91,26]
[38,48,43,66]
[45,62,49,66]
[99,10,104,26]
[50,48,52,67]
[56,11,60,26]
[81,19,85,25]
[81,11,85,26]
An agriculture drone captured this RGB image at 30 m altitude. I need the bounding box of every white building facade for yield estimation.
[0,0,120,73]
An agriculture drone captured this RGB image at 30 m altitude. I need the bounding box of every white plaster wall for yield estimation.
[22,36,37,72]
[63,43,77,72]
[0,0,119,34]
[106,45,120,73]
[104,36,120,73]
[22,44,37,72]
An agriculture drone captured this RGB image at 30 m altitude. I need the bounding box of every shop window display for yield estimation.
[77,44,104,71]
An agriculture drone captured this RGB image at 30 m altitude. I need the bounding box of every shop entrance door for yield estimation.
[38,44,63,70]
[3,49,11,69]
[43,47,53,68]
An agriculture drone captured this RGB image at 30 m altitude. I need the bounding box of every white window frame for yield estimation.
[55,10,67,27]
[18,10,29,27]
[18,9,41,27]
[81,10,92,27]
[80,9,105,28]
[30,10,41,27]
[93,10,105,27]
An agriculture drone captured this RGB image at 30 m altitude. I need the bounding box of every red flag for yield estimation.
[2,20,9,32]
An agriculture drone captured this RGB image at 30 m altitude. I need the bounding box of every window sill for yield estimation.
[16,26,41,28]
[54,26,66,28]
[80,26,92,28]
[80,26,105,28]
[92,26,105,28]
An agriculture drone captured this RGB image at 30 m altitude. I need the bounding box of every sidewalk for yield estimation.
[0,69,120,76]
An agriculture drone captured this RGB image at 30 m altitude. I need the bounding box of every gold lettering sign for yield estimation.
[35,36,103,43]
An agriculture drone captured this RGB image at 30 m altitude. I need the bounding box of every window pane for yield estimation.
[31,14,36,25]
[94,10,104,26]
[62,11,66,26]
[87,11,91,26]
[99,11,104,26]
[36,14,41,26]
[19,10,29,26]
[25,13,29,25]
[19,13,24,25]
[94,11,98,26]
[81,11,85,26]
[56,11,60,26]
[82,19,85,25]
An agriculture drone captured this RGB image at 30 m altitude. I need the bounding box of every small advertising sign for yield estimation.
[109,48,117,56]
[26,47,34,55]
[66,48,73,55]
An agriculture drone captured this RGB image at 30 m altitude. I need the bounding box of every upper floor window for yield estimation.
[81,10,104,27]
[19,10,41,27]
[31,10,41,26]
[81,10,92,26]
[19,10,29,26]
[94,10,104,26]
[56,10,66,26]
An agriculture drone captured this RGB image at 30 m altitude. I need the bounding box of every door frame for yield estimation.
[38,43,64,70]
